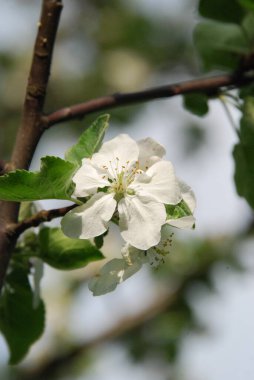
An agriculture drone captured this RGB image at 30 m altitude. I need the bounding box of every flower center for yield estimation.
[101,158,142,201]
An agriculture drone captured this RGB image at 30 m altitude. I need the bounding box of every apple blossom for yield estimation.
[61,134,182,250]
[88,224,174,296]
[88,182,196,296]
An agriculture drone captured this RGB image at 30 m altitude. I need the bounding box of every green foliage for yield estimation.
[194,22,249,71]
[233,97,254,208]
[165,200,192,219]
[239,0,254,12]
[0,260,45,364]
[0,156,76,202]
[38,228,104,270]
[65,114,109,167]
[183,93,209,116]
[0,115,111,203]
[199,0,245,24]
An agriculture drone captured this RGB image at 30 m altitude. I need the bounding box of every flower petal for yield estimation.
[118,195,166,250]
[88,257,142,296]
[179,180,196,213]
[167,215,195,229]
[138,137,166,170]
[91,134,139,172]
[61,192,116,239]
[130,161,181,205]
[73,160,110,197]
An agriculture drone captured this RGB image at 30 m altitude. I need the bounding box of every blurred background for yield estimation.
[0,1,254,379]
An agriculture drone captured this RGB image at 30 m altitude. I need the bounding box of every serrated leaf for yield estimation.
[165,200,192,220]
[194,22,249,71]
[199,0,245,24]
[183,93,209,117]
[0,156,76,202]
[65,114,110,166]
[233,97,254,208]
[38,227,104,270]
[0,262,45,364]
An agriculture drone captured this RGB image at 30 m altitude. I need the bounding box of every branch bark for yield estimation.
[44,72,252,128]
[8,204,75,238]
[0,0,63,293]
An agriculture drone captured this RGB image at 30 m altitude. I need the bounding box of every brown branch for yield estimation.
[0,0,63,293]
[0,160,16,176]
[44,73,252,128]
[7,204,75,238]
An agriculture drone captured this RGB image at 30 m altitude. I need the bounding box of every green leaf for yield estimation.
[0,156,76,202]
[194,22,249,71]
[183,93,209,117]
[233,97,254,208]
[94,230,108,249]
[165,200,192,220]
[241,12,254,47]
[0,261,45,364]
[38,227,104,270]
[233,144,254,207]
[94,235,104,249]
[199,0,245,24]
[239,0,254,12]
[65,114,110,166]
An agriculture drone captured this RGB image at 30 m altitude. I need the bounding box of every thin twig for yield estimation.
[44,73,253,128]
[7,204,75,238]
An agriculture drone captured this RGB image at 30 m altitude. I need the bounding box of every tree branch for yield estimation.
[0,0,63,293]
[7,204,75,238]
[44,73,252,128]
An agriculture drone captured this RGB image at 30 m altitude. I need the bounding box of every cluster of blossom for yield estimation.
[61,134,196,295]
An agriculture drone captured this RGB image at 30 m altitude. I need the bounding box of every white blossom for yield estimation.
[88,224,174,296]
[61,134,182,250]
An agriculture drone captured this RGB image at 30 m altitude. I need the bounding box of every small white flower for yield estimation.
[88,225,174,296]
[61,134,181,250]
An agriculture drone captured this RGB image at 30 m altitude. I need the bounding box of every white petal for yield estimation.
[179,180,196,213]
[138,137,166,170]
[121,243,148,265]
[73,160,110,197]
[61,192,116,239]
[91,134,139,171]
[118,195,166,250]
[167,215,195,229]
[88,257,142,296]
[130,160,181,205]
